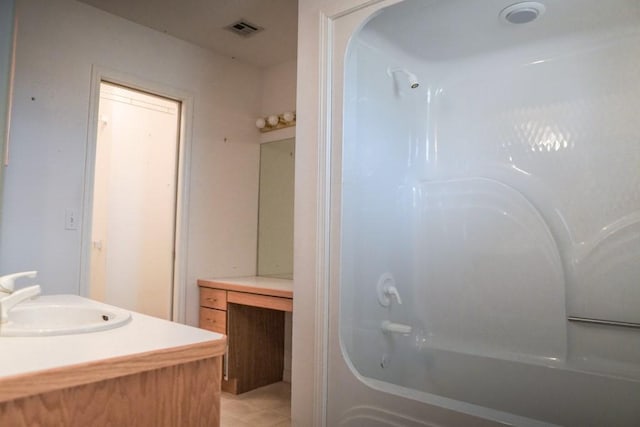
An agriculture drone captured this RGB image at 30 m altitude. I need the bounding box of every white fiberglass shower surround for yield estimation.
[325,0,640,425]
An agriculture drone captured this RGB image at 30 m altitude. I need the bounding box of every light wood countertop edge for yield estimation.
[0,336,226,403]
[197,279,293,299]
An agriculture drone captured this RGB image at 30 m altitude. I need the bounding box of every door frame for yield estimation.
[79,65,194,323]
[297,0,401,424]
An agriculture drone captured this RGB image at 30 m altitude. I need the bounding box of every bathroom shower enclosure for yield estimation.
[323,0,640,425]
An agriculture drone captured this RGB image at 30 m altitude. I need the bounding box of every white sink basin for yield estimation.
[0,295,131,336]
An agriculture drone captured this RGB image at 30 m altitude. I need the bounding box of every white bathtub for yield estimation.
[327,0,640,425]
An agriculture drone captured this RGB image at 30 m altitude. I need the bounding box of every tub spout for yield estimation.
[381,320,412,335]
[0,285,41,323]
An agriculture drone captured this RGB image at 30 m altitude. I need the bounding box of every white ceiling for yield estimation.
[76,0,298,68]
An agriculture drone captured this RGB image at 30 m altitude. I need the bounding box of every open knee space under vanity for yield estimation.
[198,276,293,395]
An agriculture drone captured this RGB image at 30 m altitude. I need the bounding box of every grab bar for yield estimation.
[568,316,640,330]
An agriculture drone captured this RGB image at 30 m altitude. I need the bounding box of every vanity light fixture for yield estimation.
[255,111,296,132]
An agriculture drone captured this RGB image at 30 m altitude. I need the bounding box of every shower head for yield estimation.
[407,71,420,89]
[388,67,420,89]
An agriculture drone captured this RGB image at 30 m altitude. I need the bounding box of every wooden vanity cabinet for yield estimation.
[198,278,292,395]
[0,318,226,427]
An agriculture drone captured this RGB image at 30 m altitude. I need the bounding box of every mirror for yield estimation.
[257,138,295,279]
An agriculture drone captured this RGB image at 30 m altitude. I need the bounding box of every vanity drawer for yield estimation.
[200,287,227,310]
[199,307,227,334]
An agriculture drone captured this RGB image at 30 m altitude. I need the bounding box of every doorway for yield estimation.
[88,82,181,320]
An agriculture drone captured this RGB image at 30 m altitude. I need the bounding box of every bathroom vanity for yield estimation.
[198,276,293,394]
[0,296,226,426]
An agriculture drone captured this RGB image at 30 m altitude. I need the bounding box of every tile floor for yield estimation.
[220,382,291,427]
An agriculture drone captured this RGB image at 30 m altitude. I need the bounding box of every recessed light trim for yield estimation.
[500,2,546,24]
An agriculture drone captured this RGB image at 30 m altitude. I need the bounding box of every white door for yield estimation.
[89,82,180,320]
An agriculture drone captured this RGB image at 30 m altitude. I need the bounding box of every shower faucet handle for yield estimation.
[384,285,402,305]
[376,273,403,306]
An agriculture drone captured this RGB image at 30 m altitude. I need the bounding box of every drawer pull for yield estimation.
[199,306,226,333]
[199,288,226,309]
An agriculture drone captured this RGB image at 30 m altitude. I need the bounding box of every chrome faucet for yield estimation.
[0,271,41,323]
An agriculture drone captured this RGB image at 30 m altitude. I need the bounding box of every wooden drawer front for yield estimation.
[227,291,293,312]
[199,307,227,334]
[200,288,227,310]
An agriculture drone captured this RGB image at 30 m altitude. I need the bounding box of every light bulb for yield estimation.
[267,115,279,126]
[282,111,295,123]
[255,118,266,129]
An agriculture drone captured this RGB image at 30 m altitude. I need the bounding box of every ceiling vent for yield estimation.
[225,20,264,37]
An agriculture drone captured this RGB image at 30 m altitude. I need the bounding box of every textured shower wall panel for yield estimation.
[431,31,640,326]
[412,178,565,360]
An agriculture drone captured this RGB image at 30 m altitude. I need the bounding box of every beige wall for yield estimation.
[261,58,297,117]
[260,59,298,144]
[0,0,262,326]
